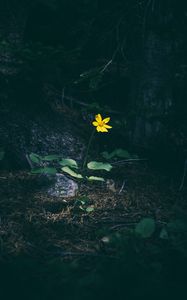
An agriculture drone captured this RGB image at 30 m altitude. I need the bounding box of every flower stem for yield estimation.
[82,129,95,170]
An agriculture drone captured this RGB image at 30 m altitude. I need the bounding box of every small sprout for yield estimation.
[75,197,94,213]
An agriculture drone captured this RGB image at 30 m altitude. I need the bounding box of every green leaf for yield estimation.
[87,161,112,172]
[114,149,131,158]
[29,153,41,164]
[41,155,60,161]
[0,151,5,160]
[102,148,130,160]
[135,218,156,238]
[59,159,78,169]
[31,167,57,175]
[42,167,57,175]
[31,168,44,174]
[76,196,89,205]
[87,176,105,182]
[61,166,83,179]
[86,206,95,212]
[159,228,169,239]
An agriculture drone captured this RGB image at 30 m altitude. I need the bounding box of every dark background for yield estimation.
[0,0,186,169]
[0,2,187,299]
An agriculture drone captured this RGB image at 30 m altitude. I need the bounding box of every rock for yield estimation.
[46,173,78,198]
[0,110,85,169]
[0,109,85,197]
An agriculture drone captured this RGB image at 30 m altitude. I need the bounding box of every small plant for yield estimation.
[75,196,95,213]
[29,113,113,182]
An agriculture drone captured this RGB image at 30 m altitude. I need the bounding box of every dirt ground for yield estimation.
[0,162,186,261]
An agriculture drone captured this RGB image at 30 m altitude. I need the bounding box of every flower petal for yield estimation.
[103,117,110,124]
[96,126,102,132]
[100,127,108,132]
[92,121,98,126]
[104,124,112,129]
[95,114,102,123]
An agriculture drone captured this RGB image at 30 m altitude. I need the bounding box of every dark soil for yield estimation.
[0,163,187,300]
[0,162,185,258]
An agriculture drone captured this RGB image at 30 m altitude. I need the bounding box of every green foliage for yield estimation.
[29,153,112,182]
[102,148,131,160]
[86,176,105,182]
[40,155,61,161]
[31,167,57,175]
[61,166,83,179]
[59,159,78,169]
[87,161,112,171]
[75,196,95,213]
[135,218,156,238]
[29,153,41,164]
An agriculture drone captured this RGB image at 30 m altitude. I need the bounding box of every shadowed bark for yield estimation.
[0,0,32,75]
[130,1,174,147]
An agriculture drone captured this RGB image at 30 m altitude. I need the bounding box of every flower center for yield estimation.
[98,121,104,126]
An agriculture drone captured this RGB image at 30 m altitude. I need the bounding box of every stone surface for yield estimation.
[47,173,78,198]
[0,110,85,169]
[0,109,85,197]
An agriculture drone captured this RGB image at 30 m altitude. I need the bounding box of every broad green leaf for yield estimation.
[29,153,41,164]
[87,176,105,182]
[62,166,83,179]
[59,159,78,169]
[135,218,156,238]
[87,161,112,172]
[31,167,57,175]
[41,155,60,161]
[0,151,5,160]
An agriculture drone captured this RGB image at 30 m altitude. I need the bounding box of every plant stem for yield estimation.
[82,129,95,170]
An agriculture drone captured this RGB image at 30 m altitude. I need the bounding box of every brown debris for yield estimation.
[0,163,186,260]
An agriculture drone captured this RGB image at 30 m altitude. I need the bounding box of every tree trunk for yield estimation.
[0,0,31,75]
[130,1,174,147]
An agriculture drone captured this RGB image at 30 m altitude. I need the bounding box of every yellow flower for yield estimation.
[92,114,112,132]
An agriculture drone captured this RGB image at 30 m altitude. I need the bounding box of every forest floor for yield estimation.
[0,163,187,299]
